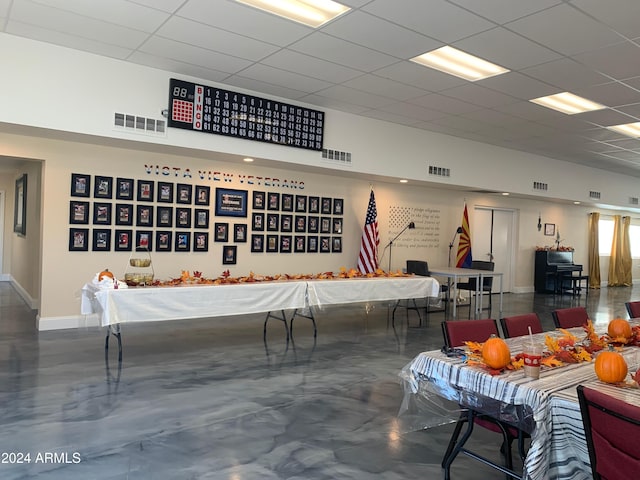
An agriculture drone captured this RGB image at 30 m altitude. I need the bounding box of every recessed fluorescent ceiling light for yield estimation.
[235,0,350,28]
[529,92,606,115]
[607,122,640,138]
[410,46,509,81]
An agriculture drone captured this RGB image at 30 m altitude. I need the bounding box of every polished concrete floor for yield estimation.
[0,281,636,479]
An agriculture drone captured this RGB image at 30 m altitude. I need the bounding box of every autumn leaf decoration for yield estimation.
[463,341,523,375]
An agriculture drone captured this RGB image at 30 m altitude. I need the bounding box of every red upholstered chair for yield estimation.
[500,313,543,338]
[552,306,589,329]
[442,319,499,348]
[625,301,640,319]
[577,385,640,480]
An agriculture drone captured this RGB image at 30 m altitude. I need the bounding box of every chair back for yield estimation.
[552,307,589,329]
[442,319,499,348]
[577,385,640,480]
[464,260,495,290]
[406,260,429,277]
[626,301,640,319]
[500,313,543,338]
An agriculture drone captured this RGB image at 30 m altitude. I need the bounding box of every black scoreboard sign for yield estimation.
[168,78,324,151]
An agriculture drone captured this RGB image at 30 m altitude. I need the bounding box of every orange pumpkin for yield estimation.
[595,349,628,383]
[98,269,114,282]
[482,336,511,369]
[607,318,632,340]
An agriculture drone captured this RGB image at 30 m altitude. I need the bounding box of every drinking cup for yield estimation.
[522,343,543,379]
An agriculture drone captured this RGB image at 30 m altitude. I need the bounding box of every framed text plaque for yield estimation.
[168,78,324,151]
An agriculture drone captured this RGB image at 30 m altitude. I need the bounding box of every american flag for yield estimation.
[357,190,379,273]
[456,203,473,268]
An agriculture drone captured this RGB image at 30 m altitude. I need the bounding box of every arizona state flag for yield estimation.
[456,204,473,268]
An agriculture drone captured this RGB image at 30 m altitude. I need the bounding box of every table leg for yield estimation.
[104,323,122,363]
[289,308,317,338]
[264,310,290,342]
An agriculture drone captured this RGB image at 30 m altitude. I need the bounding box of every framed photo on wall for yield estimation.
[252,191,265,210]
[92,229,111,251]
[177,183,193,204]
[137,180,154,202]
[308,196,320,214]
[215,222,228,242]
[157,182,174,203]
[332,237,342,253]
[195,185,210,206]
[114,229,133,251]
[281,194,294,212]
[321,197,332,214]
[266,234,278,252]
[307,236,318,253]
[136,205,154,227]
[193,232,209,251]
[223,245,237,264]
[135,231,153,251]
[156,206,173,227]
[14,174,27,236]
[333,218,342,234]
[115,177,134,200]
[267,192,280,211]
[176,208,191,228]
[93,202,112,225]
[320,236,331,253]
[333,198,343,215]
[295,215,306,233]
[175,232,191,251]
[544,223,555,236]
[115,204,133,226]
[252,212,264,231]
[94,176,113,199]
[251,234,264,252]
[267,213,279,232]
[69,228,89,251]
[156,231,172,252]
[234,223,247,242]
[215,188,248,217]
[308,216,319,233]
[194,208,209,229]
[71,173,90,197]
[279,235,292,253]
[280,214,292,232]
[295,195,307,213]
[69,200,89,224]
[294,235,305,253]
[320,217,331,234]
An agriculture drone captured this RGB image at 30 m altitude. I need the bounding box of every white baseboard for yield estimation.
[2,276,39,310]
[37,314,101,331]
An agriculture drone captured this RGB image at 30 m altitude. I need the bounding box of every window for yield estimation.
[598,219,640,258]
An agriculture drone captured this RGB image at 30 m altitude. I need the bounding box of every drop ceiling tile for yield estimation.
[571,0,640,39]
[505,3,624,56]
[438,84,519,109]
[461,108,526,127]
[313,85,397,109]
[127,0,184,13]
[412,93,484,115]
[494,101,565,121]
[128,51,232,83]
[520,58,611,91]
[582,127,629,142]
[479,72,558,101]
[430,115,486,132]
[299,94,370,114]
[601,137,640,150]
[413,121,468,137]
[373,61,466,92]
[583,141,626,153]
[614,102,640,119]
[261,49,362,84]
[575,81,640,108]
[224,75,309,100]
[359,110,422,127]
[237,64,333,93]
[573,41,640,81]
[342,74,428,101]
[600,150,640,161]
[575,108,636,127]
[449,0,562,24]
[377,102,447,122]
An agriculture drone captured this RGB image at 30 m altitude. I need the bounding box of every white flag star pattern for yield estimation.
[357,190,379,273]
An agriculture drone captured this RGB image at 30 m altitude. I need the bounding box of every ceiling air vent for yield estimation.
[114,112,166,136]
[533,181,548,191]
[428,165,450,177]
[589,191,601,200]
[321,148,352,166]
[630,197,639,206]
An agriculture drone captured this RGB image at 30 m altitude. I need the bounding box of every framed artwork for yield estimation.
[92,229,111,251]
[69,228,89,251]
[215,188,248,217]
[156,231,172,252]
[332,236,342,253]
[156,206,173,228]
[266,234,278,252]
[94,176,113,199]
[215,222,228,242]
[320,217,331,234]
[177,183,193,204]
[93,202,112,225]
[279,235,292,253]
[332,217,343,234]
[175,232,191,251]
[295,215,306,233]
[294,235,305,253]
[307,235,318,253]
[223,245,237,265]
[267,213,279,232]
[308,216,319,233]
[14,174,27,236]
[136,205,154,227]
[267,192,280,211]
[135,231,153,251]
[281,193,294,212]
[234,223,247,242]
[114,229,133,251]
[194,208,209,229]
[70,173,90,197]
[280,214,292,232]
[195,185,210,206]
[251,234,264,252]
[157,182,174,203]
[252,212,264,231]
[194,232,209,251]
[115,204,133,226]
[295,195,307,213]
[252,191,265,210]
[321,197,332,214]
[333,198,344,215]
[176,208,192,228]
[320,236,331,253]
[115,177,134,200]
[308,196,320,214]
[69,200,89,224]
[545,223,556,236]
[137,180,154,202]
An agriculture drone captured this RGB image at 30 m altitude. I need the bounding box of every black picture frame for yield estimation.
[252,191,265,210]
[114,229,133,251]
[71,173,90,197]
[223,245,237,265]
[195,185,210,206]
[267,213,279,232]
[215,188,248,217]
[215,222,228,242]
[252,212,264,231]
[280,235,292,253]
[69,228,89,251]
[92,229,111,251]
[156,206,173,227]
[320,236,331,253]
[281,193,294,212]
[321,197,332,214]
[545,223,556,236]
[307,235,318,253]
[320,217,331,234]
[332,236,342,253]
[175,232,191,251]
[295,195,307,213]
[14,174,27,236]
[136,205,154,227]
[156,231,173,252]
[332,217,343,234]
[333,198,344,215]
[137,180,155,202]
[115,177,134,200]
[177,183,193,204]
[308,216,319,233]
[135,231,153,251]
[308,196,320,214]
[94,176,113,199]
[294,235,305,253]
[69,200,89,224]
[267,192,280,211]
[157,182,174,203]
[266,234,278,252]
[93,202,112,225]
[194,208,209,229]
[194,232,209,251]
[251,234,264,252]
[176,208,192,228]
[281,214,293,232]
[295,215,306,233]
[115,204,133,226]
[234,223,247,242]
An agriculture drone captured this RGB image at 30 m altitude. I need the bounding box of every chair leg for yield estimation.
[441,414,467,468]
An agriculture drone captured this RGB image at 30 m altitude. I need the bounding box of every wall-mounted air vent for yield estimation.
[630,197,639,206]
[114,112,166,136]
[428,165,450,177]
[533,181,548,191]
[321,148,352,165]
[589,191,601,200]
